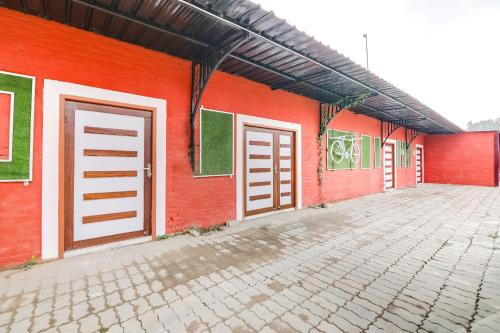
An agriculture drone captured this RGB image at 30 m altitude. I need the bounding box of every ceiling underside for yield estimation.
[2,0,463,134]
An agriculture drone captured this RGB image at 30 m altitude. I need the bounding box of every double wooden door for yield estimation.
[416,147,423,183]
[384,142,395,190]
[64,101,152,250]
[244,126,295,216]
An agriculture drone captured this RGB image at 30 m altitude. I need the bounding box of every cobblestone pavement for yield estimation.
[1,184,500,333]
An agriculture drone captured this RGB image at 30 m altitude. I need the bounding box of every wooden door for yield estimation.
[416,147,423,184]
[384,143,395,190]
[64,101,152,250]
[244,126,295,217]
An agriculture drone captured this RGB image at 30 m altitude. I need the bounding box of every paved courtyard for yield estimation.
[1,184,500,333]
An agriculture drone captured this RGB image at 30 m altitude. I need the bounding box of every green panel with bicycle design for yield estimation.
[327,129,359,170]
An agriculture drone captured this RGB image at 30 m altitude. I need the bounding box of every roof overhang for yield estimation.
[2,0,463,134]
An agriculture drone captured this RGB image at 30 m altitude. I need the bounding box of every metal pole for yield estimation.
[363,33,369,70]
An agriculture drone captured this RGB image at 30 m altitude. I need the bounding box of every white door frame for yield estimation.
[415,144,424,184]
[383,138,397,190]
[236,114,302,221]
[42,80,167,259]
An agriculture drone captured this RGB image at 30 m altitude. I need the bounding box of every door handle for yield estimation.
[144,163,152,179]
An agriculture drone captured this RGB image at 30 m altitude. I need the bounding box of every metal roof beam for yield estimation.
[70,0,404,123]
[175,0,456,134]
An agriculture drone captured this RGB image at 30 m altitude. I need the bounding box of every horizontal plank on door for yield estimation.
[84,126,138,137]
[84,149,138,157]
[280,192,291,197]
[249,168,271,173]
[280,168,291,172]
[84,171,138,178]
[84,190,137,201]
[249,194,271,201]
[280,156,291,160]
[280,144,291,148]
[249,140,271,146]
[249,181,271,187]
[249,154,271,160]
[280,180,291,184]
[82,210,137,224]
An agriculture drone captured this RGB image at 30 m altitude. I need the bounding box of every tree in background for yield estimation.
[467,118,500,131]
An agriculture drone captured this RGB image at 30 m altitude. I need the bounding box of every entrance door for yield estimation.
[384,143,395,190]
[244,126,295,217]
[64,101,152,250]
[416,147,423,183]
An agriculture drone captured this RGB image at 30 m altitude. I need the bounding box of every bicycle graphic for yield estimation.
[329,134,361,165]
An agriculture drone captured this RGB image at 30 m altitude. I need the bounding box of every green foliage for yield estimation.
[467,118,500,131]
[19,255,37,270]
[318,93,372,142]
[327,129,355,170]
[374,137,381,168]
[199,109,233,176]
[0,72,34,181]
[361,135,371,169]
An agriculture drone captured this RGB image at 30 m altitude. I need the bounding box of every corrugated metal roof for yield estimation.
[2,0,463,133]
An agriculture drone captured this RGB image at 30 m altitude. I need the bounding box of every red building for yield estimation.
[0,1,498,267]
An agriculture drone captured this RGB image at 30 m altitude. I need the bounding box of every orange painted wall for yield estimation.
[0,8,422,266]
[424,132,499,187]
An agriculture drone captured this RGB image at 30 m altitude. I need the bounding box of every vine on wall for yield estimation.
[316,93,372,187]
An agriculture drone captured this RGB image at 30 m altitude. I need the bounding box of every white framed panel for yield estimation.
[197,107,234,178]
[0,71,36,183]
[42,80,167,259]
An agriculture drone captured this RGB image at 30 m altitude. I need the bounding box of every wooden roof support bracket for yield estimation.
[318,93,372,141]
[404,128,424,149]
[381,120,409,146]
[189,32,250,171]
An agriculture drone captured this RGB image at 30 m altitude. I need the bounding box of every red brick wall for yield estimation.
[495,133,499,187]
[0,93,11,159]
[424,132,499,187]
[0,8,422,266]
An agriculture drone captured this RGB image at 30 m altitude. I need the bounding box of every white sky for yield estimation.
[254,0,500,129]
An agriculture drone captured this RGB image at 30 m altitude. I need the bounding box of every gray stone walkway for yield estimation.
[1,184,500,333]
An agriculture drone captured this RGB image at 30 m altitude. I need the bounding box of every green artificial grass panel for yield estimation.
[199,109,233,176]
[361,135,371,169]
[327,129,354,170]
[0,73,34,181]
[395,140,401,167]
[407,146,412,167]
[374,137,381,168]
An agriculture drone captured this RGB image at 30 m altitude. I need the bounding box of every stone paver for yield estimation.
[1,184,499,332]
